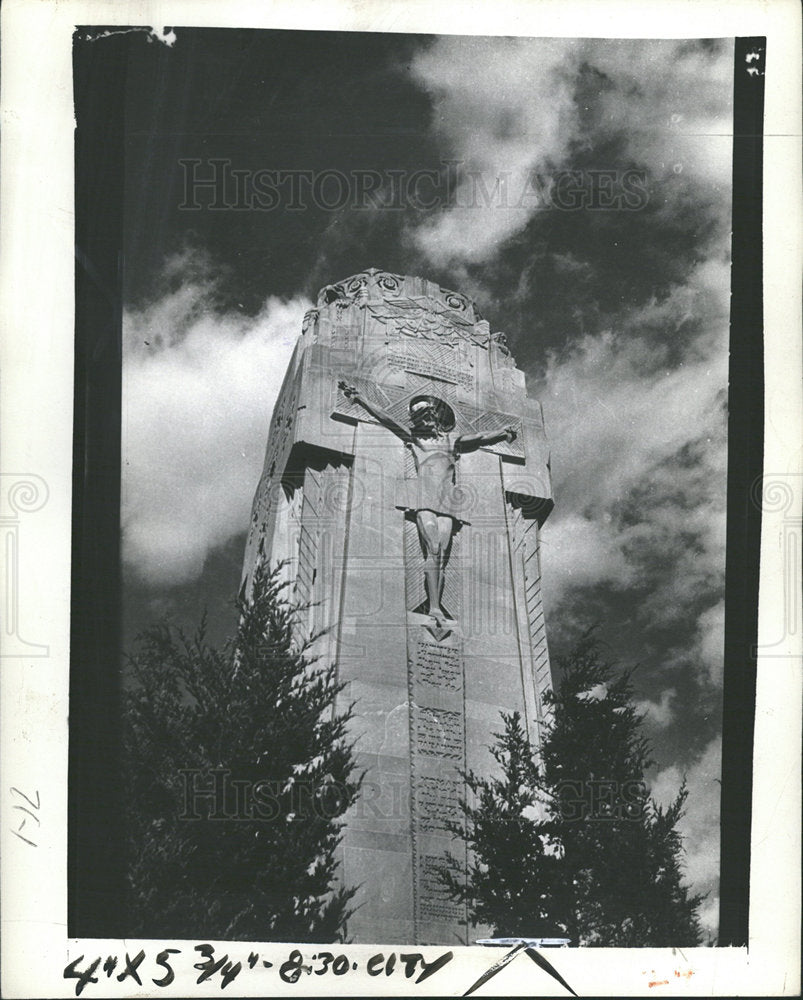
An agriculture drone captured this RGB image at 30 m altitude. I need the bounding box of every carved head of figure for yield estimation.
[409,396,456,436]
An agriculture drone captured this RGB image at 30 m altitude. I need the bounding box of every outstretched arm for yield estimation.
[456,425,517,452]
[338,381,413,443]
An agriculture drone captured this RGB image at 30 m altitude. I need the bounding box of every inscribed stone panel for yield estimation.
[416,707,463,760]
[418,776,462,833]
[419,854,464,922]
[414,641,463,692]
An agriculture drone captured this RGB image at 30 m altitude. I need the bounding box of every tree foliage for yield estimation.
[123,562,361,941]
[441,632,703,946]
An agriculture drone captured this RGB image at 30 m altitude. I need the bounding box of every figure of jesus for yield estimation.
[338,381,517,626]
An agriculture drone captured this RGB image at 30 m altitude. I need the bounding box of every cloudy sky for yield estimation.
[117,29,734,938]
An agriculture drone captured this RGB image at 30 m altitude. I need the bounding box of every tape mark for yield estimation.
[463,943,577,997]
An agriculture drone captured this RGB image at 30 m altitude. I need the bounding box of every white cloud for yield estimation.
[121,254,310,584]
[540,511,636,595]
[695,600,726,687]
[408,38,733,268]
[650,763,683,813]
[409,36,582,264]
[662,597,726,687]
[538,257,729,682]
[588,39,734,200]
[652,735,722,939]
[577,682,608,702]
[636,688,677,728]
[541,324,727,515]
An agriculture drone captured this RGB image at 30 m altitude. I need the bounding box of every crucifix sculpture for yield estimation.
[338,381,517,628]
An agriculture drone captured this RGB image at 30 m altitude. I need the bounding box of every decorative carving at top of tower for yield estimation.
[316,268,483,324]
[302,269,525,392]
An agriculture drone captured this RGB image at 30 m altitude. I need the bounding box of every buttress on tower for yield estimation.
[241,269,554,946]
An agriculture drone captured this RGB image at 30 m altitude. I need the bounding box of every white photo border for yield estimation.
[1,0,800,996]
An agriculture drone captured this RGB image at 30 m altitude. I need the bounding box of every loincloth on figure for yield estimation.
[406,481,471,522]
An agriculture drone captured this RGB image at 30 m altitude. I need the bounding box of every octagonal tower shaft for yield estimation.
[242,269,554,945]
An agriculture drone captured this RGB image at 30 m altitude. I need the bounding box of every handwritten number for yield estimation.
[193,943,241,988]
[153,948,180,987]
[10,829,36,846]
[63,956,100,997]
[10,787,40,847]
[194,943,221,983]
[218,960,242,988]
[194,943,224,983]
[12,804,41,824]
[279,949,309,983]
[332,954,350,975]
[10,787,40,810]
[314,952,333,975]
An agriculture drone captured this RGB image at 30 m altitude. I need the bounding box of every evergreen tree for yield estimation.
[123,562,361,941]
[442,632,703,946]
[438,711,565,938]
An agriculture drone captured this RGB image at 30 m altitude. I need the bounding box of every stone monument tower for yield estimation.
[241,269,554,946]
